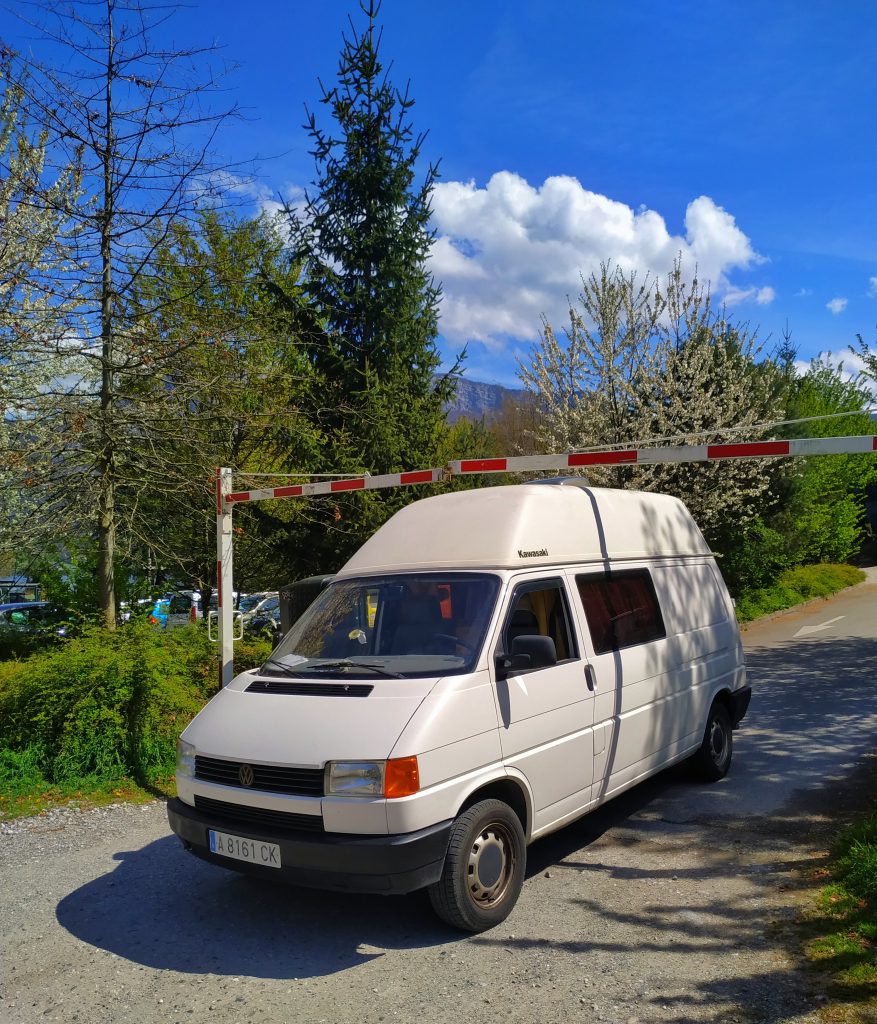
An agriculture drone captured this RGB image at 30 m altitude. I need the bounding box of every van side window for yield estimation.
[502,580,577,662]
[576,570,666,654]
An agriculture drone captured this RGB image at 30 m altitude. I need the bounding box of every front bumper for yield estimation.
[167,797,452,895]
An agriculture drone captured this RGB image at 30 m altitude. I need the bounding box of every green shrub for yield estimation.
[0,620,275,792]
[838,837,877,906]
[0,621,221,788]
[735,563,865,623]
[0,744,51,792]
[833,816,877,910]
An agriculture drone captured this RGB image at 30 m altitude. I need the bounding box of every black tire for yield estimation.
[690,700,733,782]
[428,799,526,932]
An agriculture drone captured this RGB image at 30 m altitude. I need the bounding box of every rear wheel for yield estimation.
[428,799,526,932]
[690,700,733,781]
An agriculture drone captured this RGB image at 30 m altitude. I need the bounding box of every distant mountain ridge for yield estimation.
[444,375,523,423]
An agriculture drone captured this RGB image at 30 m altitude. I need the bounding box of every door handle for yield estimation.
[584,664,596,692]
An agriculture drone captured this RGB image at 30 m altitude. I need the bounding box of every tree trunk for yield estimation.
[97,0,116,629]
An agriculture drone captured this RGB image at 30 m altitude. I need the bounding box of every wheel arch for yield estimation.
[457,774,531,839]
[711,687,734,716]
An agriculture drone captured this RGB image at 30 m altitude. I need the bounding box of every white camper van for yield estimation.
[168,481,750,931]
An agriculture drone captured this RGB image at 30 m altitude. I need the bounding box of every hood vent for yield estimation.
[246,679,373,697]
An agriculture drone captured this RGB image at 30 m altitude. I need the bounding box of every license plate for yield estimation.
[208,829,281,868]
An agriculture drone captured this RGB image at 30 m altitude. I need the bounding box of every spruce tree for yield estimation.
[291,0,458,479]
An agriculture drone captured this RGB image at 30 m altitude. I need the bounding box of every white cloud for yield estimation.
[826,297,848,315]
[429,172,769,350]
[868,276,877,297]
[724,285,775,307]
[795,287,812,298]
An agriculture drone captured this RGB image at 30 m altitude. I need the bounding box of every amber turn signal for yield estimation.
[384,756,419,798]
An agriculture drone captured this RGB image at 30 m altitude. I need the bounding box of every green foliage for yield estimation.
[0,621,267,789]
[280,0,461,574]
[718,519,792,594]
[803,806,877,993]
[852,328,877,392]
[734,563,864,622]
[122,209,326,595]
[0,744,49,793]
[837,836,877,907]
[0,621,272,805]
[768,360,877,566]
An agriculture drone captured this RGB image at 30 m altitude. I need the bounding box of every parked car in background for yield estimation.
[146,592,204,629]
[207,590,240,613]
[238,591,279,622]
[0,601,76,638]
[244,606,282,644]
[149,597,171,628]
[165,591,203,629]
[120,598,155,622]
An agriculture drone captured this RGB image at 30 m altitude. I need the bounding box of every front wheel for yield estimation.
[690,700,733,782]
[428,799,526,932]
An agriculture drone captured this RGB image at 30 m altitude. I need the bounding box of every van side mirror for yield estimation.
[495,635,558,678]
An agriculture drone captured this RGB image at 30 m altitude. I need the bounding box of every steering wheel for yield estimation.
[432,633,475,654]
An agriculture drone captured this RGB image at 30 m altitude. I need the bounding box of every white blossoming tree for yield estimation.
[518,260,786,545]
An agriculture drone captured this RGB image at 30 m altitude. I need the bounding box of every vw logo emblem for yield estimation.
[238,763,255,788]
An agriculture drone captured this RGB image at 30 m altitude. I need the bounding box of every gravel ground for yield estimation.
[0,773,842,1024]
[4,576,877,1024]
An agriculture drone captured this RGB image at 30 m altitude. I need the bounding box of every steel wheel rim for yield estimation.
[708,717,727,765]
[466,821,516,907]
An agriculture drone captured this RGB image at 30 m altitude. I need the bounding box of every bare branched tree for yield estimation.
[0,0,245,624]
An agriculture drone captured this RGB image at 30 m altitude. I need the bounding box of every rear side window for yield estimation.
[576,570,666,654]
[649,564,728,632]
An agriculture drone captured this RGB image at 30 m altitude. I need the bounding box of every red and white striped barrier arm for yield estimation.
[220,435,876,509]
[224,467,446,506]
[449,435,877,477]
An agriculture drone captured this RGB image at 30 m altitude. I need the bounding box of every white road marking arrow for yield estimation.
[794,616,845,638]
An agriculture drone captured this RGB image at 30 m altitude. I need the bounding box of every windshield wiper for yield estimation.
[260,657,306,676]
[298,659,404,679]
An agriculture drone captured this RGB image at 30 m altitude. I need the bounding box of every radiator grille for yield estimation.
[195,755,324,796]
[195,794,324,834]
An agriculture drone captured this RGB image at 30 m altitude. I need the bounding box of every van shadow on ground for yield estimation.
[55,834,451,978]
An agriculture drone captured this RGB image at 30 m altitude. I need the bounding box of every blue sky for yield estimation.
[5,0,877,388]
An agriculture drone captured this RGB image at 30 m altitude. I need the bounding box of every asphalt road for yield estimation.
[2,571,876,1024]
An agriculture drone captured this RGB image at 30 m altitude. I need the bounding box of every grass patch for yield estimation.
[736,563,865,623]
[800,807,877,1021]
[0,778,165,821]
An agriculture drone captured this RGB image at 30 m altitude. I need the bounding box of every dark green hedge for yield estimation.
[0,622,272,789]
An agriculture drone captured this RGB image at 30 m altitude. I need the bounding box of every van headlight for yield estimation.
[326,756,419,798]
[326,760,385,797]
[176,738,196,779]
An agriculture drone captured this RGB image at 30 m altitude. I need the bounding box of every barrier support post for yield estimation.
[216,467,235,688]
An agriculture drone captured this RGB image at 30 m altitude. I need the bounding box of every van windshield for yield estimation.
[264,573,501,678]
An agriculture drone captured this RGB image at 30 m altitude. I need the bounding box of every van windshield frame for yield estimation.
[264,572,501,678]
